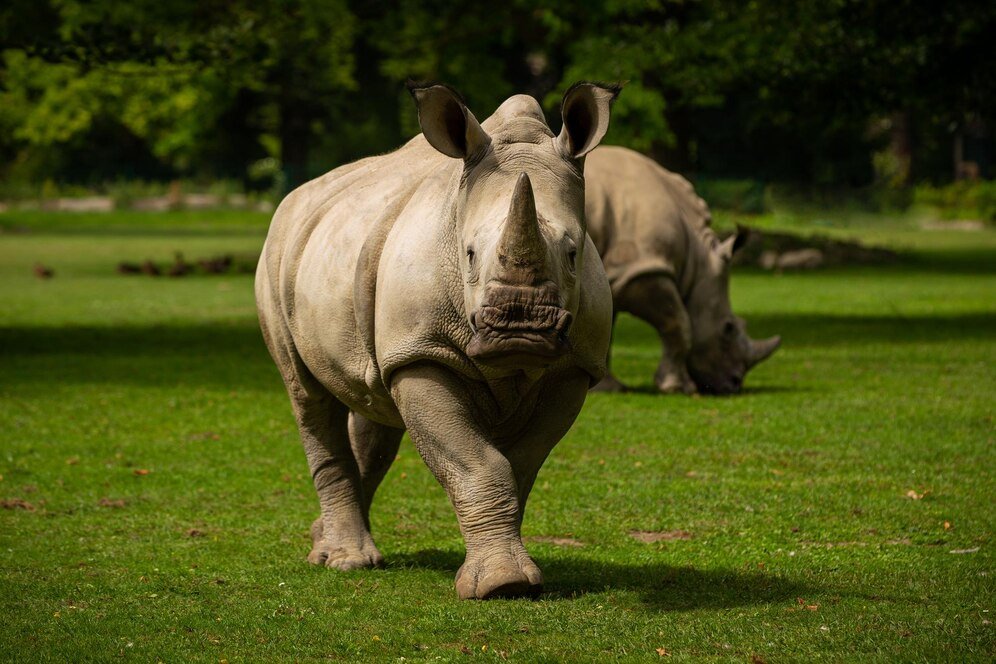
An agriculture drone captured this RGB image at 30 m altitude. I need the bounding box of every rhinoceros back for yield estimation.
[584,146,714,297]
[256,136,457,425]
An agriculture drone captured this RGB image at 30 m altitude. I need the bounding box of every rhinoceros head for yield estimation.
[410,82,618,369]
[685,229,781,394]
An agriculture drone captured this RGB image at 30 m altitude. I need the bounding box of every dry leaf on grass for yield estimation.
[905,489,929,500]
[655,647,671,657]
[1,498,35,511]
[98,498,126,508]
[949,547,980,554]
[133,469,150,476]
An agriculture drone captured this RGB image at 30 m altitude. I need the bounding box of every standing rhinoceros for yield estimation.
[584,146,780,394]
[256,82,618,599]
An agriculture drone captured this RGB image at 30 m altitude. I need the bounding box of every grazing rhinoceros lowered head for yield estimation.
[585,145,780,395]
[256,82,618,599]
[682,230,782,394]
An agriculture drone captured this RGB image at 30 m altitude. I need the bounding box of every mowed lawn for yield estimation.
[0,211,993,662]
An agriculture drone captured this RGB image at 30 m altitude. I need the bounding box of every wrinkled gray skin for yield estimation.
[585,146,780,395]
[256,83,617,599]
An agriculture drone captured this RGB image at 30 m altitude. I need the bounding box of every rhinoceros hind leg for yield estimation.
[293,394,384,571]
[308,516,384,570]
[348,412,404,520]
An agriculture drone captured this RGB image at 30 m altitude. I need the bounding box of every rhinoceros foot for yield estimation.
[655,367,697,395]
[307,517,384,571]
[455,545,543,600]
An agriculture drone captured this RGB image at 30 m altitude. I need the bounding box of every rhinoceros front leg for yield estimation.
[618,274,696,394]
[292,395,385,570]
[391,364,541,600]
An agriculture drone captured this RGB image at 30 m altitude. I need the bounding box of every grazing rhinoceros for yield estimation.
[256,82,618,599]
[584,146,780,394]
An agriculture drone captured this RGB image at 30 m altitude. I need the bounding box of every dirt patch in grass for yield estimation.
[524,535,585,547]
[629,530,693,543]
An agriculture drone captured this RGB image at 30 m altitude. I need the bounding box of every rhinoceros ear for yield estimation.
[717,226,750,261]
[408,82,491,160]
[556,82,621,159]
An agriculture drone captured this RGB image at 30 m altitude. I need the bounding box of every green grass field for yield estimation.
[1,210,993,662]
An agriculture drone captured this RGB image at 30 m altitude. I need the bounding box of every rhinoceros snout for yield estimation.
[695,372,743,395]
[465,284,571,367]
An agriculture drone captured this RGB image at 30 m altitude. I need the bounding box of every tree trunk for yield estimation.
[888,111,911,187]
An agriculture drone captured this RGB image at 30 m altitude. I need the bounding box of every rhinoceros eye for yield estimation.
[568,249,577,268]
[723,320,737,337]
[466,247,475,265]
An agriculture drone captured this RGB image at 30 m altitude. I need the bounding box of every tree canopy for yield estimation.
[1,0,993,190]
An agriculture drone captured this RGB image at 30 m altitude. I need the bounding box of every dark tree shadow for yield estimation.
[2,311,993,390]
[743,312,996,346]
[389,548,814,611]
[0,323,277,390]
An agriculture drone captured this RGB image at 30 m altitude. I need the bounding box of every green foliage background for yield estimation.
[1,0,994,190]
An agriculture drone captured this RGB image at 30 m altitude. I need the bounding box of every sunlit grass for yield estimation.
[1,213,993,661]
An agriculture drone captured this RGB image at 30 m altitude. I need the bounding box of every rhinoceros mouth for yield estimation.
[689,369,744,395]
[466,303,572,367]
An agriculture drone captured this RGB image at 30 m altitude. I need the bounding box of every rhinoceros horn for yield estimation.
[497,173,546,271]
[747,335,781,368]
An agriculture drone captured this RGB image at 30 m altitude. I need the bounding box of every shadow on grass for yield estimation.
[1,311,993,389]
[901,245,996,275]
[391,549,811,612]
[0,323,277,389]
[617,384,806,397]
[744,312,996,346]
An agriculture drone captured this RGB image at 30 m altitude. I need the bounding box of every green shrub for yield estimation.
[914,180,996,222]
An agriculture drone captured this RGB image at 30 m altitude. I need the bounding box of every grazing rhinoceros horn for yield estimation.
[497,173,546,275]
[747,335,782,369]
